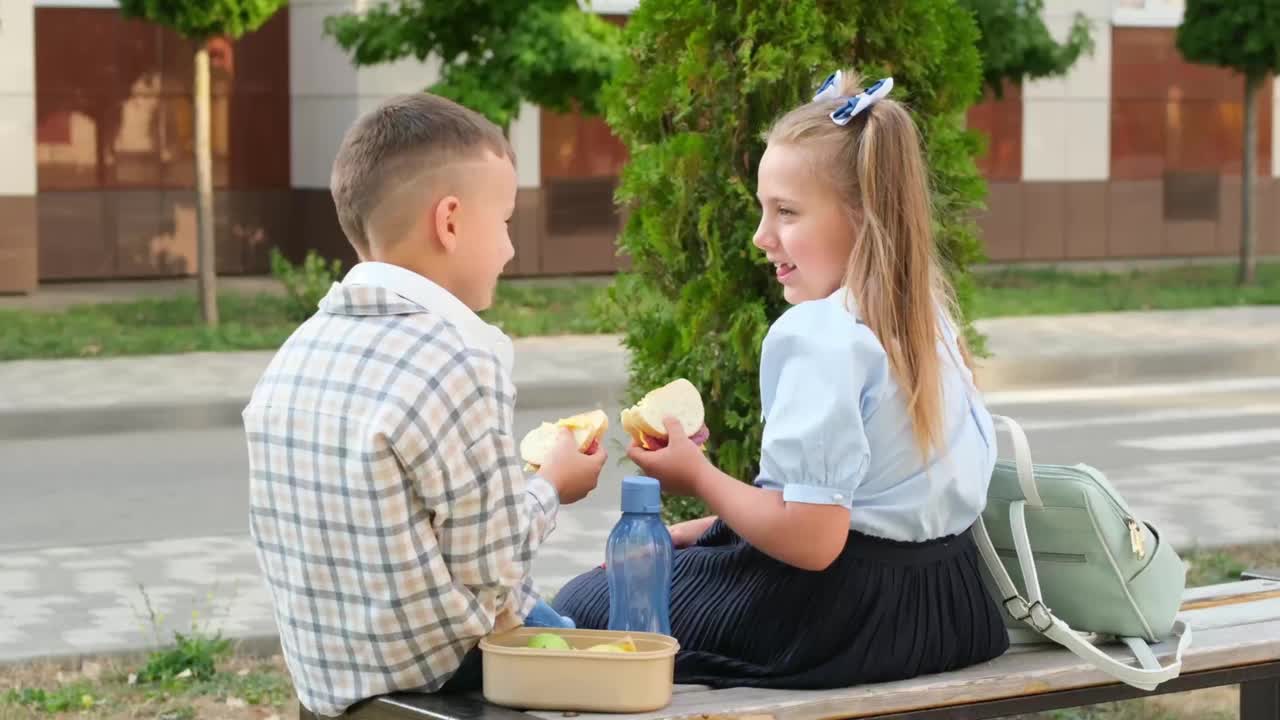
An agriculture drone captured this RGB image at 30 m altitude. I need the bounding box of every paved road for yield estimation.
[2,375,1278,661]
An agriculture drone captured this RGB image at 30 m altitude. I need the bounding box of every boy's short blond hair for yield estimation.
[329,92,514,253]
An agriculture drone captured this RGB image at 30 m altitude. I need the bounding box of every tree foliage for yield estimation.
[324,0,623,128]
[603,0,988,521]
[118,0,285,40]
[1178,0,1280,78]
[960,0,1094,98]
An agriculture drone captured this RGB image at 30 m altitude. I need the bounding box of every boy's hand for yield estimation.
[539,427,607,504]
[626,417,711,498]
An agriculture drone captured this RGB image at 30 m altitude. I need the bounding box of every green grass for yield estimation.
[0,281,614,361]
[1182,542,1280,586]
[973,262,1280,317]
[1,263,1277,361]
[1,660,292,718]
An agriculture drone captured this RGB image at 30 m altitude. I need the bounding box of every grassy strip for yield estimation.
[1,263,1277,361]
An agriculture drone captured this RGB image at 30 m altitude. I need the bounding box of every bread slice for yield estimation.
[519,410,609,472]
[620,379,706,449]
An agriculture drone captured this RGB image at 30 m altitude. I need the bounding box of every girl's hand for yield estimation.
[626,417,712,497]
[668,515,718,549]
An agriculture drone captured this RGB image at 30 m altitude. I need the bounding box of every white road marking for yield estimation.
[1013,404,1280,432]
[1121,428,1280,452]
[985,376,1280,407]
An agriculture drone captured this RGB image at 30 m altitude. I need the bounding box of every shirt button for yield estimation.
[832,493,846,503]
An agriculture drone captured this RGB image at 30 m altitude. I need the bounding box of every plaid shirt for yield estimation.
[244,268,559,717]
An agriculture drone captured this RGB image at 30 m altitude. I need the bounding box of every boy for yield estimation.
[244,93,607,718]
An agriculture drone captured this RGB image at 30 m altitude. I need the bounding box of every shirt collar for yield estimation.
[341,261,514,371]
[826,286,860,318]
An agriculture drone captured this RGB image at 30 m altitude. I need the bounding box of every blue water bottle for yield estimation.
[606,476,673,635]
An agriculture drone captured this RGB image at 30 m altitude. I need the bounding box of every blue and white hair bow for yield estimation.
[813,71,895,126]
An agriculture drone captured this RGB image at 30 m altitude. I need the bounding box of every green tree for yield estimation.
[1178,0,1280,285]
[323,0,623,129]
[604,0,987,521]
[118,0,287,326]
[961,0,1094,99]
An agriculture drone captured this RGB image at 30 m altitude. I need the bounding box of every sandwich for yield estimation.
[518,409,609,472]
[619,378,710,451]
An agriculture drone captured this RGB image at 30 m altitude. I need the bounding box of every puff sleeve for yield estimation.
[756,301,885,509]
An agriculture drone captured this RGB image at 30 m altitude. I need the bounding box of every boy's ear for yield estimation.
[433,195,462,253]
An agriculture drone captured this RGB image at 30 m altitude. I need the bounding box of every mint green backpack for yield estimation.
[974,415,1193,691]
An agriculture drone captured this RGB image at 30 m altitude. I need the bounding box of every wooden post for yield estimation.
[194,43,219,325]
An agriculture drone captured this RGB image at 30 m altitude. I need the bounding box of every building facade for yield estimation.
[0,0,1274,294]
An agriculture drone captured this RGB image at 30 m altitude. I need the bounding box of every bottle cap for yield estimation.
[620,476,662,514]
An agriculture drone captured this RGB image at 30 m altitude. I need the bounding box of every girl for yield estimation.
[553,69,1009,689]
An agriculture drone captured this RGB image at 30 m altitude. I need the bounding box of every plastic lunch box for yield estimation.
[479,627,680,713]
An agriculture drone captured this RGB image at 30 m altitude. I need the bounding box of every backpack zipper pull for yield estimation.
[1127,518,1146,560]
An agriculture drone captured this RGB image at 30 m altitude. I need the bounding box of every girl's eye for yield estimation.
[778,207,795,217]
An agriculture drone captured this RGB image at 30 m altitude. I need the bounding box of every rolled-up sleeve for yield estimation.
[756,302,883,509]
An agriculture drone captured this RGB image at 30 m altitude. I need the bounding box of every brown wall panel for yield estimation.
[0,197,39,294]
[509,188,544,276]
[539,179,622,275]
[112,190,189,277]
[1217,176,1242,256]
[1022,183,1067,260]
[1107,181,1165,257]
[977,182,1024,261]
[1254,178,1277,258]
[37,192,114,280]
[222,190,292,274]
[1163,221,1217,257]
[286,189,357,272]
[1065,183,1109,259]
[1263,184,1280,256]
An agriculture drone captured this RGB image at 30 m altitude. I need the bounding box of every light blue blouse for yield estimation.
[754,289,998,543]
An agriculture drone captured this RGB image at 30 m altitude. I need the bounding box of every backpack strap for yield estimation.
[974,498,1192,692]
[991,414,1043,508]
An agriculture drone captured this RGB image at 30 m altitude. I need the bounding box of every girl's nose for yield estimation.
[752,223,773,251]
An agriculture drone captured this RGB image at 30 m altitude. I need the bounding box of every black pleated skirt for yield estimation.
[551,518,1009,689]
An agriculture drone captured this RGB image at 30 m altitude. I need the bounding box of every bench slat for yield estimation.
[1181,597,1280,631]
[528,618,1280,720]
[1181,579,1279,605]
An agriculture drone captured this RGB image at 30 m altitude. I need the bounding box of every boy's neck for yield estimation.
[364,251,469,309]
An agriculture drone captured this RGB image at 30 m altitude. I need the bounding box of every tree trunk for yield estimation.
[194,45,219,325]
[1240,72,1260,286]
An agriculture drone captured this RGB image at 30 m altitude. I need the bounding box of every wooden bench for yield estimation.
[311,578,1280,720]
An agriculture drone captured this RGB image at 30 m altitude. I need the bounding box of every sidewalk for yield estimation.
[2,306,1279,666]
[2,306,1278,438]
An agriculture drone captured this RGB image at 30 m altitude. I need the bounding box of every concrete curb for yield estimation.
[973,344,1280,391]
[3,344,1276,440]
[0,372,634,439]
[0,634,283,670]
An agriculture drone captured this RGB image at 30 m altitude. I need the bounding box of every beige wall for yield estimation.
[289,0,442,190]
[0,0,37,292]
[1022,0,1113,181]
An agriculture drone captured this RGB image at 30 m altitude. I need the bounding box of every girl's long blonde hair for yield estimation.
[766,70,973,460]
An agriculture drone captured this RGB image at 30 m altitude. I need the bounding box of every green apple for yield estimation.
[526,632,571,651]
